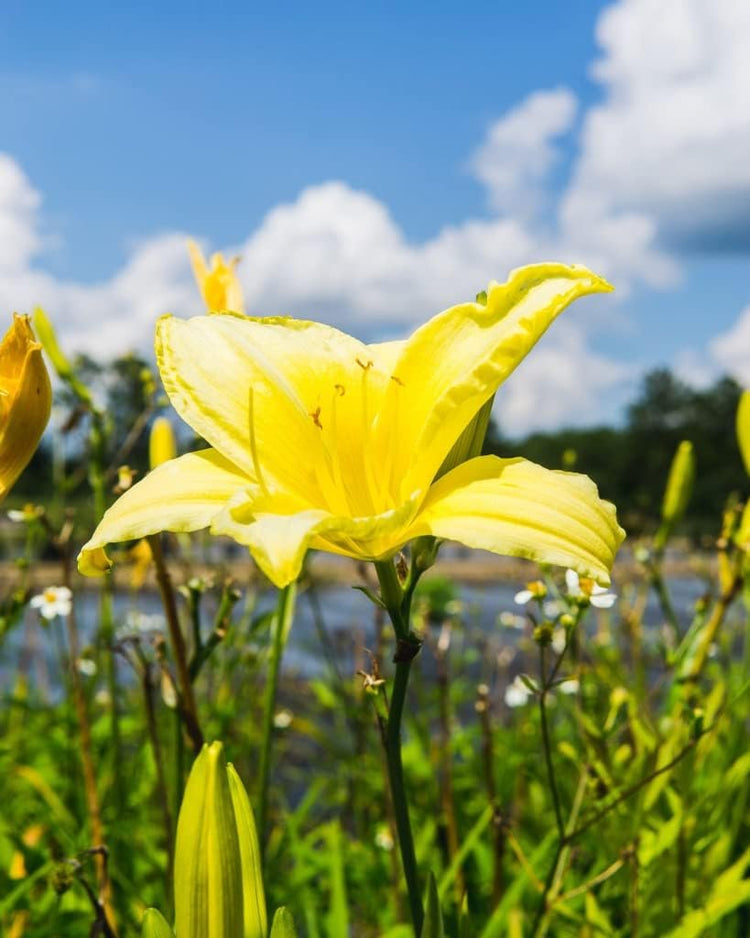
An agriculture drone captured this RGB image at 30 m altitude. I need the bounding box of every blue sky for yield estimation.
[1,0,749,434]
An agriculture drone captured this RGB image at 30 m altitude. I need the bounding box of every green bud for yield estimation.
[270,908,299,938]
[533,623,554,646]
[655,440,694,550]
[227,763,267,938]
[32,306,93,404]
[141,908,175,937]
[174,742,245,938]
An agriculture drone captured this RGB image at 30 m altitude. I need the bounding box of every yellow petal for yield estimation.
[407,455,624,584]
[374,263,612,499]
[0,315,52,503]
[156,314,393,511]
[77,449,250,576]
[212,494,421,588]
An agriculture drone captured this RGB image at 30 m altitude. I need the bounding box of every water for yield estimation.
[0,573,725,699]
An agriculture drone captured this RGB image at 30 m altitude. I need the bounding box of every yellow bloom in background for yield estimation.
[79,263,625,587]
[188,239,244,313]
[0,315,52,503]
[149,415,177,468]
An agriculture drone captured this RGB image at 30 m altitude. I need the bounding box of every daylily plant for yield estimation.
[0,315,52,503]
[79,263,625,586]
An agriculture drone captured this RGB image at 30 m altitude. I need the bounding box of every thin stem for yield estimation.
[539,644,565,840]
[375,559,424,937]
[60,551,116,935]
[148,535,204,754]
[258,582,297,848]
[141,662,174,896]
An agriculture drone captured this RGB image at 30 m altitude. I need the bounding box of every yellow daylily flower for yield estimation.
[0,314,52,503]
[79,263,625,587]
[188,239,244,313]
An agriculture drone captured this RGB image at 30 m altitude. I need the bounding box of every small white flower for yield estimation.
[77,657,97,677]
[30,586,72,621]
[514,580,547,606]
[504,675,533,708]
[498,611,526,629]
[558,678,579,695]
[273,709,293,729]
[565,570,616,609]
[7,504,42,524]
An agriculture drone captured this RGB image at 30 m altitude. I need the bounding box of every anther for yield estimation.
[356,357,373,371]
[390,375,405,386]
[310,406,323,429]
[334,383,346,396]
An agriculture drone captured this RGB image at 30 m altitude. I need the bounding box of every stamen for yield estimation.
[334,384,346,396]
[247,387,271,499]
[310,406,323,429]
[390,374,404,387]
[356,357,373,371]
[357,359,383,513]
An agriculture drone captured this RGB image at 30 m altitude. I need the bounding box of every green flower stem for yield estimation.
[258,581,297,849]
[538,644,564,840]
[375,559,424,937]
[148,535,204,754]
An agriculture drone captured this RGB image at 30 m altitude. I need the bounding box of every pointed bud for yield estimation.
[227,763,267,938]
[141,908,175,937]
[655,440,694,551]
[32,307,91,404]
[270,908,299,938]
[174,742,244,938]
[149,417,177,469]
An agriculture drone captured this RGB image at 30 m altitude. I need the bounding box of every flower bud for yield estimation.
[32,307,91,404]
[141,908,175,937]
[655,440,694,551]
[149,417,177,469]
[174,741,267,938]
[174,742,244,938]
[269,908,298,937]
[661,440,694,526]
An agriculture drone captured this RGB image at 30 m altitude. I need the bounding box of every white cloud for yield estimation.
[496,322,635,435]
[470,88,577,216]
[569,0,750,251]
[710,303,750,387]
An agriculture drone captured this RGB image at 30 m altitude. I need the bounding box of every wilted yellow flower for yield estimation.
[188,239,244,313]
[79,264,624,587]
[0,315,52,502]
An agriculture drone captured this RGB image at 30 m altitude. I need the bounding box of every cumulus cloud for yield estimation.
[569,0,750,252]
[12,0,750,431]
[710,304,750,387]
[470,88,577,216]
